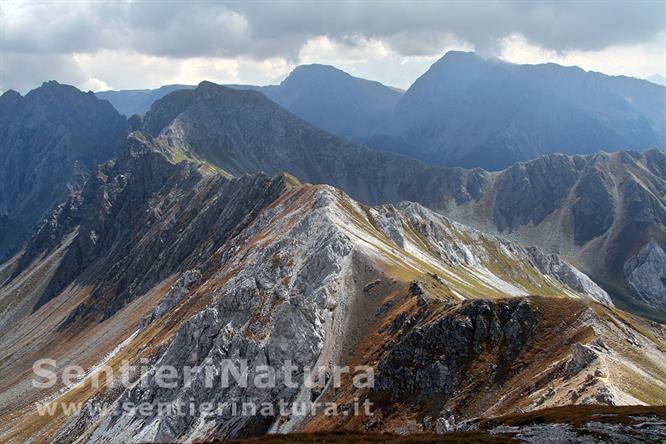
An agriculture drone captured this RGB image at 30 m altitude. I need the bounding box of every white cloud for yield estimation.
[1,1,664,93]
[500,32,666,78]
[71,50,292,91]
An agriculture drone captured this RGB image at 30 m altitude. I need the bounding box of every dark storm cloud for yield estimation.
[2,0,664,59]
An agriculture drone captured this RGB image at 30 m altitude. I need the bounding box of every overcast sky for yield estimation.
[1,0,665,93]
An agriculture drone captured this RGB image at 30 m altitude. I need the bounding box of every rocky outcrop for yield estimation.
[624,240,666,311]
[15,132,289,318]
[139,269,201,329]
[526,247,612,305]
[564,343,599,377]
[376,299,538,401]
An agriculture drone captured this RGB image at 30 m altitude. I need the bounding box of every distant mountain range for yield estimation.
[3,80,664,320]
[96,84,194,118]
[97,64,402,139]
[96,51,666,171]
[367,52,666,170]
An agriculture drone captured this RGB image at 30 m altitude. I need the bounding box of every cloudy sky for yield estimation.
[1,0,665,93]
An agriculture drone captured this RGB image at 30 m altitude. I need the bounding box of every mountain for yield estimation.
[257,64,403,138]
[139,80,486,208]
[647,74,666,87]
[0,81,127,260]
[1,134,663,442]
[96,84,195,117]
[95,55,666,173]
[364,51,666,170]
[445,150,666,321]
[138,81,666,321]
[95,65,401,138]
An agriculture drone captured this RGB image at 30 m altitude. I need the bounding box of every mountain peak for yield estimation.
[283,63,350,81]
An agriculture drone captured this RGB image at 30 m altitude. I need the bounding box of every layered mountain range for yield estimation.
[0,68,664,443]
[97,52,666,171]
[130,81,666,321]
[1,131,663,443]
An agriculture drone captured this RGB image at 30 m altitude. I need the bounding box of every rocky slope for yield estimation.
[0,134,663,443]
[364,51,666,170]
[447,150,666,321]
[141,80,487,208]
[138,81,666,320]
[0,81,128,260]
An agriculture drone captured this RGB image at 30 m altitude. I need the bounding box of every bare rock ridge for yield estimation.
[17,132,290,317]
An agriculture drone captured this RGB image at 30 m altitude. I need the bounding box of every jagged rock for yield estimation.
[409,280,424,296]
[526,247,612,305]
[435,417,454,434]
[624,240,666,311]
[564,343,599,377]
[375,299,538,401]
[139,269,201,329]
[0,82,127,259]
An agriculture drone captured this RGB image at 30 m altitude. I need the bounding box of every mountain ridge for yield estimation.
[0,132,663,442]
[0,81,128,260]
[139,80,666,320]
[93,52,665,172]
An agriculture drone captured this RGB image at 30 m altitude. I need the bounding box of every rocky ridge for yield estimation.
[140,81,666,319]
[0,134,663,443]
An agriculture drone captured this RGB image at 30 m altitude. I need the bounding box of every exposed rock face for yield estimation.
[142,80,489,209]
[16,132,288,316]
[376,299,538,400]
[624,240,666,311]
[564,343,599,377]
[469,150,665,320]
[526,247,613,305]
[139,269,201,329]
[492,155,580,232]
[0,81,127,260]
[572,169,615,246]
